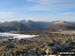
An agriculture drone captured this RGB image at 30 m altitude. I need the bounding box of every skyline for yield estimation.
[0,0,75,22]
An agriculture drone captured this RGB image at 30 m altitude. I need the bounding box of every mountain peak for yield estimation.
[52,21,67,24]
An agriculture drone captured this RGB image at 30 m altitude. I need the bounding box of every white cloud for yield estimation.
[0,11,15,22]
[0,0,75,22]
[63,12,75,15]
[26,0,75,11]
[27,0,57,5]
[0,11,14,18]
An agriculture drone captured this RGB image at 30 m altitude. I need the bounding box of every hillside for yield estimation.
[45,21,75,32]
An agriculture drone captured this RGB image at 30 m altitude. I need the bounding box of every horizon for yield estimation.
[0,19,75,23]
[0,0,75,22]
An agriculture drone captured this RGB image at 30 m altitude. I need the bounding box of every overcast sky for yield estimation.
[0,0,75,22]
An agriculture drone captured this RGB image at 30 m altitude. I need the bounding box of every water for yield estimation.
[0,32,39,39]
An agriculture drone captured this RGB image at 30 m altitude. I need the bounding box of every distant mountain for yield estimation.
[0,20,50,32]
[0,20,75,32]
[45,21,75,32]
[52,21,68,24]
[0,28,4,32]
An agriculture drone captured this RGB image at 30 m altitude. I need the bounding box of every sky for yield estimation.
[0,0,75,22]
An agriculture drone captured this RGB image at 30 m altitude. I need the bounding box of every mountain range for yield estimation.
[0,20,75,32]
[0,20,50,32]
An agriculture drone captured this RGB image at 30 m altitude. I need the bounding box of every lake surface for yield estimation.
[0,32,39,39]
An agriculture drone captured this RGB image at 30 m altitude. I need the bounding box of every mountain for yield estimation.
[0,20,50,32]
[0,20,75,32]
[45,21,75,32]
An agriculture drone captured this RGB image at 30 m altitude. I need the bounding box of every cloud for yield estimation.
[0,11,14,18]
[0,11,15,22]
[63,12,75,15]
[26,0,75,11]
[27,0,54,5]
[0,0,75,22]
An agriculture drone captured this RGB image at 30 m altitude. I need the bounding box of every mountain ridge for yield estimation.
[0,20,75,32]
